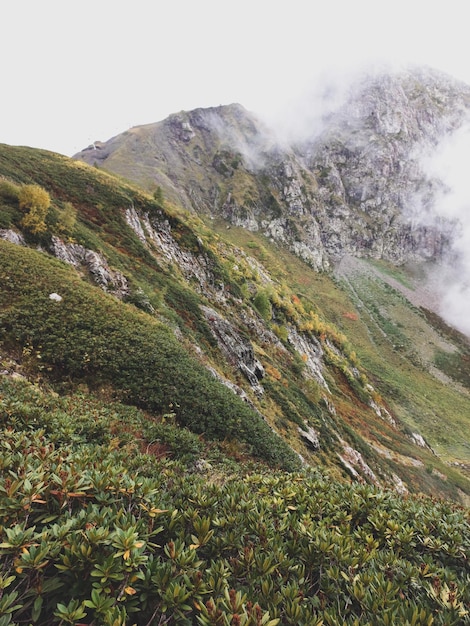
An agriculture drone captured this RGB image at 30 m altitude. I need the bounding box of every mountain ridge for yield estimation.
[74,66,470,274]
[1,135,470,622]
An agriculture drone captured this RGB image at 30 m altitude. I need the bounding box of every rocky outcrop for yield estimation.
[301,68,470,265]
[0,230,130,299]
[50,237,129,298]
[338,440,379,485]
[125,207,230,303]
[201,305,265,394]
[299,425,320,451]
[287,326,329,389]
[0,229,25,246]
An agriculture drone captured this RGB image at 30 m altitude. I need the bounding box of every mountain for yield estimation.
[1,143,469,625]
[1,134,469,494]
[75,67,470,271]
[1,67,470,624]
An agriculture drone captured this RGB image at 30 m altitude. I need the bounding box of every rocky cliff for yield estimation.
[75,67,470,270]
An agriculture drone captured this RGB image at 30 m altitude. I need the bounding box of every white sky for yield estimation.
[1,0,470,156]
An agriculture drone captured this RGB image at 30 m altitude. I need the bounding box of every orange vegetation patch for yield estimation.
[343,311,359,321]
[265,364,282,381]
[143,440,170,459]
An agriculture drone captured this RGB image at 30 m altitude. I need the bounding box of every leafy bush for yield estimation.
[164,280,218,349]
[55,201,77,236]
[253,289,272,320]
[0,204,18,229]
[0,388,468,626]
[18,183,51,234]
[0,179,20,204]
[143,420,203,461]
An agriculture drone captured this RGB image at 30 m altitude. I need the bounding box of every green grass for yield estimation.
[208,220,470,493]
[1,143,470,500]
[0,141,470,623]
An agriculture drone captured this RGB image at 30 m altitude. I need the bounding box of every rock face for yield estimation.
[201,305,265,395]
[0,229,25,246]
[74,67,470,270]
[50,237,129,298]
[298,425,320,451]
[301,68,470,264]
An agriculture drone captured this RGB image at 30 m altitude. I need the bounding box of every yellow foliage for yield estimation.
[57,202,77,235]
[20,210,47,234]
[19,184,50,213]
[18,184,51,234]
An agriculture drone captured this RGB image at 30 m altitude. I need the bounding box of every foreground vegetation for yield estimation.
[0,375,469,626]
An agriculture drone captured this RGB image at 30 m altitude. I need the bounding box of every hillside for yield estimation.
[0,119,470,620]
[1,142,470,498]
[1,373,469,625]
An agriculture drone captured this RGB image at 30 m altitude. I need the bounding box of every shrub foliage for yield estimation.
[18,184,51,234]
[0,376,469,625]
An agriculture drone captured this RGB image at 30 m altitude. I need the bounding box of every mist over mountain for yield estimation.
[74,66,470,335]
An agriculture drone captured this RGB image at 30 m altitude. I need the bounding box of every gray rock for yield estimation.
[299,425,320,451]
[287,326,329,389]
[75,67,470,272]
[50,236,129,298]
[0,229,25,245]
[202,305,264,394]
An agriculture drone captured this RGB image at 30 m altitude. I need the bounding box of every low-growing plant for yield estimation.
[0,179,20,204]
[0,400,469,626]
[253,289,272,320]
[18,183,51,234]
[143,420,203,461]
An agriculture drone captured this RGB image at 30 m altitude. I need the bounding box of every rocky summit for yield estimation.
[75,67,470,270]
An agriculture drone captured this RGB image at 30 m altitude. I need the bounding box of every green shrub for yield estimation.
[0,179,20,204]
[0,408,469,626]
[143,421,203,461]
[55,201,77,236]
[0,204,18,229]
[253,289,272,320]
[164,280,217,348]
[0,241,300,471]
[18,183,51,234]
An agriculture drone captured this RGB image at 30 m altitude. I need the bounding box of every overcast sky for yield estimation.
[2,0,470,156]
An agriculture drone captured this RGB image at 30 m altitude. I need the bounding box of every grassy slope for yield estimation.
[0,145,470,624]
[1,374,469,625]
[1,143,469,500]
[209,221,470,497]
[0,240,299,471]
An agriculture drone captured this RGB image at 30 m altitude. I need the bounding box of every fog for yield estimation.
[263,64,470,339]
[259,61,404,147]
[419,126,470,336]
[2,0,470,337]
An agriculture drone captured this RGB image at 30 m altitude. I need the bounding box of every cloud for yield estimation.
[420,124,470,335]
